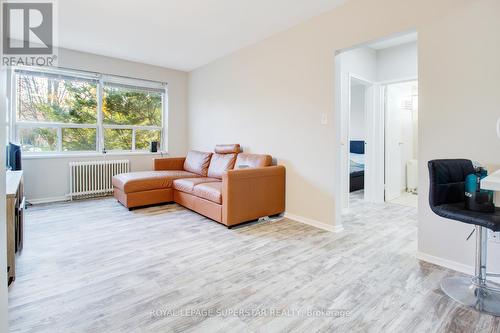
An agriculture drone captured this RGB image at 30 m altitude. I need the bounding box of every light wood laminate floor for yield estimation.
[8,193,500,332]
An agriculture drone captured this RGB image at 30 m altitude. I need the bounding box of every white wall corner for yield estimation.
[284,212,344,233]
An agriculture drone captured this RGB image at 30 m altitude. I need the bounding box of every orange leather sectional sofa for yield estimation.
[112,144,286,228]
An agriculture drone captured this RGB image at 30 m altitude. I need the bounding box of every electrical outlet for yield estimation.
[489,230,500,243]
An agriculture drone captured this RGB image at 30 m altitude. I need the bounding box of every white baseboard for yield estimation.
[284,212,344,233]
[27,196,69,205]
[416,251,473,276]
[417,251,500,283]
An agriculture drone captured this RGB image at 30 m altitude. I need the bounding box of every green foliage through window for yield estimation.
[104,128,132,151]
[17,74,97,124]
[62,128,96,151]
[13,69,164,153]
[18,127,57,152]
[135,130,161,151]
[103,86,162,126]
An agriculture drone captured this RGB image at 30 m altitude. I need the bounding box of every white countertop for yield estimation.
[481,169,500,191]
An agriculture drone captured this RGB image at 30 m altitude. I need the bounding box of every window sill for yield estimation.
[22,151,168,160]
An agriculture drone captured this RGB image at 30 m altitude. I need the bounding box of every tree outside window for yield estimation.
[13,69,165,153]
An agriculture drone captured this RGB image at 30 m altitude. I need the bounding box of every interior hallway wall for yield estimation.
[376,42,418,82]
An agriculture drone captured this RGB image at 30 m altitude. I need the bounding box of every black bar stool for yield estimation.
[428,159,500,316]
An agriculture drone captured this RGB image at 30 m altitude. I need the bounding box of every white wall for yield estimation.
[376,42,418,82]
[349,85,366,141]
[18,48,189,202]
[0,68,9,333]
[418,0,500,274]
[23,154,164,203]
[188,0,500,273]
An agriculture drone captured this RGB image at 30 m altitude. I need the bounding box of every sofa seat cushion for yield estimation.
[113,171,200,193]
[193,182,222,204]
[173,177,220,194]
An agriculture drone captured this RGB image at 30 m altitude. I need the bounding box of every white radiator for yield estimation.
[69,160,129,200]
[406,159,418,193]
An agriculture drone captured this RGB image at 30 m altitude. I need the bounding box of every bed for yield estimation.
[349,140,365,192]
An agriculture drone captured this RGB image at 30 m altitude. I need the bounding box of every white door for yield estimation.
[384,84,403,201]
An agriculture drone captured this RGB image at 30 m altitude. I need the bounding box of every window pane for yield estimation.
[62,128,97,151]
[104,128,132,151]
[18,128,57,152]
[16,73,97,124]
[135,130,161,151]
[103,86,162,126]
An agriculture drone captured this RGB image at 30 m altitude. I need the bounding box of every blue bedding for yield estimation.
[350,153,365,174]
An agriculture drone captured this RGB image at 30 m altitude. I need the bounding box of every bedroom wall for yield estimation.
[349,85,366,141]
[18,47,189,203]
[188,0,500,272]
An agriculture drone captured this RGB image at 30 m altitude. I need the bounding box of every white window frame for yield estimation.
[8,66,167,155]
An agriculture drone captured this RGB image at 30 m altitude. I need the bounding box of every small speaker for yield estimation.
[150,141,158,153]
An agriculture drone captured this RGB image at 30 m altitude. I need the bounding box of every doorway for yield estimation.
[335,30,418,226]
[384,80,418,207]
[348,77,371,203]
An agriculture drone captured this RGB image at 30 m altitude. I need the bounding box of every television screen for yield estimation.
[7,143,22,171]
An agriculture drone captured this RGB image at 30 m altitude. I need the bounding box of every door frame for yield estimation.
[346,73,373,209]
[335,70,418,227]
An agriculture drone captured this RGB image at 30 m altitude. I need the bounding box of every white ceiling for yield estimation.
[58,0,347,72]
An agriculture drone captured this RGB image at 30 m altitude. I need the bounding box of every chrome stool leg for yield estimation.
[441,226,500,316]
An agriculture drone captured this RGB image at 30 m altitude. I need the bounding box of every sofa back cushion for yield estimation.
[235,153,272,168]
[183,150,212,176]
[208,153,237,178]
[214,144,240,154]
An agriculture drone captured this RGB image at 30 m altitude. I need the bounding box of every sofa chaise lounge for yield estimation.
[112,144,286,227]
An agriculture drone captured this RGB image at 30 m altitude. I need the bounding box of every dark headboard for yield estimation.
[350,140,365,154]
